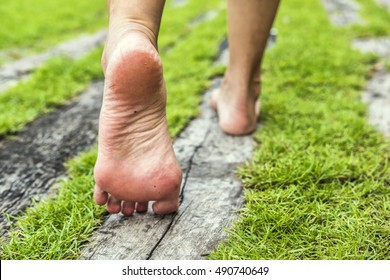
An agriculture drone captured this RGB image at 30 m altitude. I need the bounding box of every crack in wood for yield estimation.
[179,128,210,204]
[145,204,190,260]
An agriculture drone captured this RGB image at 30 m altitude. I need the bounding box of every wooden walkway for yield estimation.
[0,35,256,258]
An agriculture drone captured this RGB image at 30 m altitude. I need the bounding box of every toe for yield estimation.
[121,201,135,216]
[136,202,149,213]
[94,185,108,205]
[107,196,122,213]
[152,199,179,215]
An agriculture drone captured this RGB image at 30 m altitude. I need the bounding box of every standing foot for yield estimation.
[209,76,261,135]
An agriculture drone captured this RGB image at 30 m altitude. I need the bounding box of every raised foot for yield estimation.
[94,33,182,216]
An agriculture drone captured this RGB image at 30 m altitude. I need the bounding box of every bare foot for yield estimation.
[209,76,260,135]
[94,28,182,216]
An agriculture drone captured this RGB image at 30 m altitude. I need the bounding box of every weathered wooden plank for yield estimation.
[0,30,106,93]
[0,82,103,235]
[80,80,254,260]
[80,214,176,260]
[353,38,390,58]
[362,68,390,136]
[352,37,390,136]
[321,0,363,26]
[377,0,390,10]
[149,177,243,260]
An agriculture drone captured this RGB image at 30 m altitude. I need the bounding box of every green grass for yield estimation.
[209,0,390,259]
[0,0,226,259]
[0,0,107,64]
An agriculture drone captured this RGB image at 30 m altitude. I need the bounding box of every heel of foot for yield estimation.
[104,39,163,94]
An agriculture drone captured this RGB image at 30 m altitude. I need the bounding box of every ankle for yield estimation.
[225,67,260,88]
[107,0,163,48]
[108,19,158,48]
[111,19,158,46]
[222,73,261,100]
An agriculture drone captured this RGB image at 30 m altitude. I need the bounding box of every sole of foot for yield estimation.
[94,31,182,216]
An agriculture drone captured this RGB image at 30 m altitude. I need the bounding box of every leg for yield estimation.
[210,0,280,135]
[94,0,182,216]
